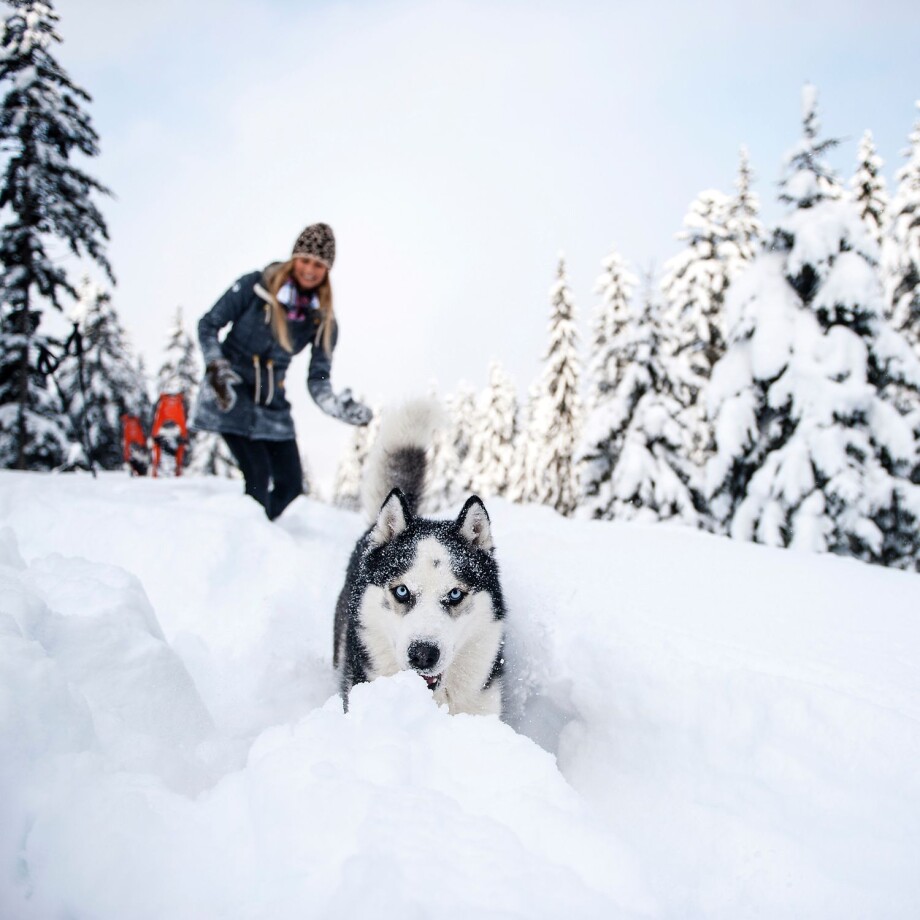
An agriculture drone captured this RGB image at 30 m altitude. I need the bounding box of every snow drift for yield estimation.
[1,471,919,918]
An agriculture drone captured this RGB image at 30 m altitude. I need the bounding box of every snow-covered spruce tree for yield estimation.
[579,248,638,509]
[506,381,540,505]
[579,270,697,523]
[705,86,920,569]
[0,0,112,469]
[660,189,746,479]
[427,383,478,512]
[585,245,638,409]
[450,383,478,494]
[779,84,844,208]
[332,410,378,510]
[157,307,199,397]
[425,388,463,513]
[56,280,149,470]
[531,257,582,516]
[728,146,764,266]
[883,102,920,348]
[661,190,742,393]
[850,129,888,249]
[154,306,199,467]
[426,426,457,514]
[464,361,518,499]
[134,355,153,424]
[332,432,364,510]
[661,150,764,397]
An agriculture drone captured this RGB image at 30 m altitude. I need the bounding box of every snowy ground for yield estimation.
[1,471,919,919]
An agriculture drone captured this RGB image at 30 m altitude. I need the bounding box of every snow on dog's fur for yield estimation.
[334,400,506,715]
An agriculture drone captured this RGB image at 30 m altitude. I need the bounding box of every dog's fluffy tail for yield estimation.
[361,399,442,523]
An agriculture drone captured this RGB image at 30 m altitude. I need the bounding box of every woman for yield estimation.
[192,222,371,520]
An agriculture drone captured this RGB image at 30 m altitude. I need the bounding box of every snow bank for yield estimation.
[2,471,919,918]
[7,669,651,919]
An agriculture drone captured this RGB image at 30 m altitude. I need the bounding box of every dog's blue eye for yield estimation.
[445,588,465,605]
[392,585,410,602]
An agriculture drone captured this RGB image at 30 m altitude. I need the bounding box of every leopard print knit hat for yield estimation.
[291,222,336,269]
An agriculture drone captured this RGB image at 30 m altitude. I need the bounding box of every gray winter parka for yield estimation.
[191,266,338,441]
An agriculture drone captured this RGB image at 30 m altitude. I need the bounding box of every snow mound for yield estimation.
[2,472,920,918]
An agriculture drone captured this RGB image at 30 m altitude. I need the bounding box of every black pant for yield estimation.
[222,434,303,521]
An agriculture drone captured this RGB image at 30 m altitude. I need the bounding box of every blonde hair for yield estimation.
[265,258,336,355]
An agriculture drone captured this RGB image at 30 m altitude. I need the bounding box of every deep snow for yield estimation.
[1,471,919,918]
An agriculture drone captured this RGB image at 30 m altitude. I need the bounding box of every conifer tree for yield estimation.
[429,382,478,507]
[57,280,148,470]
[850,129,888,248]
[465,361,518,499]
[705,86,920,569]
[580,270,697,523]
[332,431,365,511]
[779,83,843,208]
[661,189,739,399]
[883,102,920,348]
[332,410,378,510]
[0,0,112,469]
[451,383,478,492]
[585,246,638,409]
[157,307,199,397]
[506,381,540,505]
[134,355,153,423]
[728,146,764,266]
[428,385,476,513]
[660,190,744,479]
[426,425,458,514]
[580,248,637,509]
[154,307,199,468]
[531,256,582,516]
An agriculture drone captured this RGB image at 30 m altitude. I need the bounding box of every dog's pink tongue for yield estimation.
[424,674,439,689]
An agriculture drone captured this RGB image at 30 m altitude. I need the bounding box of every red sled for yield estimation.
[151,393,189,477]
[120,414,149,476]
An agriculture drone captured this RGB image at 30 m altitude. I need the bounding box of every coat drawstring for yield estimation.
[251,355,274,406]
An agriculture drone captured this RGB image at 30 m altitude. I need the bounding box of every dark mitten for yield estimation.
[207,359,242,412]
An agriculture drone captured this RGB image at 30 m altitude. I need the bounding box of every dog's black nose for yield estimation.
[408,640,440,672]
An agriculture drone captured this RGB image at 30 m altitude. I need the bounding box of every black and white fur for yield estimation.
[333,401,505,715]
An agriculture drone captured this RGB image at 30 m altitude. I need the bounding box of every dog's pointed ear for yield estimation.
[370,488,411,546]
[456,495,493,551]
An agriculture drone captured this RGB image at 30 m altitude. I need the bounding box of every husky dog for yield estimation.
[333,401,505,716]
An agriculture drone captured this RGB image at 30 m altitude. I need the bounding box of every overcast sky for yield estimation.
[54,0,920,487]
